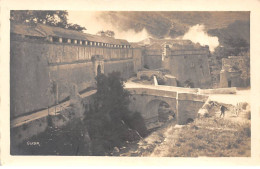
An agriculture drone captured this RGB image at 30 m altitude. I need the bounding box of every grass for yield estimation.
[165,117,250,157]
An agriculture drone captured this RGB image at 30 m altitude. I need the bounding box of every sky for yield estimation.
[67,11,249,52]
[68,11,150,42]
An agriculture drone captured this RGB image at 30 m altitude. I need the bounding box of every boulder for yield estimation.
[197,108,209,118]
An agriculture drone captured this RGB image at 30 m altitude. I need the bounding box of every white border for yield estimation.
[1,0,260,166]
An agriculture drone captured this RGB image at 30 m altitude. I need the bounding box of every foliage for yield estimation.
[84,71,147,155]
[13,118,90,155]
[184,80,194,88]
[94,72,130,119]
[156,77,166,85]
[122,111,148,137]
[213,38,249,61]
[166,117,251,157]
[140,75,150,81]
[10,10,86,32]
[96,30,115,38]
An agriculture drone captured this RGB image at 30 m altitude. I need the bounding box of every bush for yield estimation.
[84,72,147,154]
[246,110,251,120]
[238,122,251,138]
[184,80,194,88]
[123,112,148,137]
[156,77,166,85]
[140,75,150,81]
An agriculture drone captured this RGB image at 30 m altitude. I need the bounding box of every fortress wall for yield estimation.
[11,41,50,118]
[143,55,162,69]
[39,42,134,64]
[132,48,143,72]
[143,49,162,69]
[49,62,95,103]
[104,59,134,79]
[11,40,137,118]
[163,51,212,88]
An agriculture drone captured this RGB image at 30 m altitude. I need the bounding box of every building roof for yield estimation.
[137,37,208,50]
[11,22,130,45]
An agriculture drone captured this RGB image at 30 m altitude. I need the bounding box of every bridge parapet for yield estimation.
[125,82,199,93]
[127,88,177,98]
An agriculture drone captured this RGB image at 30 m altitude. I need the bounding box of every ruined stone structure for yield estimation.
[135,38,212,88]
[219,56,250,88]
[10,23,142,118]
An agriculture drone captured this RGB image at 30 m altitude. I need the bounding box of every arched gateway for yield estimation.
[91,55,104,76]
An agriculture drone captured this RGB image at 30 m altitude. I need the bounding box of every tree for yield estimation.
[10,10,86,32]
[94,71,130,119]
[84,71,147,155]
[96,30,115,38]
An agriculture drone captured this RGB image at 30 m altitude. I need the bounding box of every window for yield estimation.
[52,37,59,43]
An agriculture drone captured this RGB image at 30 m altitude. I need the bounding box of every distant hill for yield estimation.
[98,11,249,39]
[208,20,250,46]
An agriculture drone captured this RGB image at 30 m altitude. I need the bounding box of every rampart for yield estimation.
[162,49,212,88]
[10,23,142,118]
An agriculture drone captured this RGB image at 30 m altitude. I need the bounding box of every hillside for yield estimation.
[98,11,249,39]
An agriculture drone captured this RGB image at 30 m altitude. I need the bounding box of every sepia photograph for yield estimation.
[1,0,260,166]
[9,10,251,157]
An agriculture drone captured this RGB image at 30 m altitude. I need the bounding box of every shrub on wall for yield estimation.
[140,75,150,81]
[184,80,195,88]
[156,77,166,85]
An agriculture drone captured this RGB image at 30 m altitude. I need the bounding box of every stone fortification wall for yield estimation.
[132,48,143,72]
[143,49,162,69]
[11,39,139,118]
[219,56,250,88]
[104,59,134,78]
[177,93,209,125]
[162,49,212,88]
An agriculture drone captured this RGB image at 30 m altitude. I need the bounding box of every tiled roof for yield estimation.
[11,22,130,45]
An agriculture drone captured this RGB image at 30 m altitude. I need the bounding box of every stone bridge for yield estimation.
[126,85,208,129]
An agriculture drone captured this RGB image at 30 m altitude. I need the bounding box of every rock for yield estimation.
[198,108,209,118]
[113,147,120,153]
[126,129,142,142]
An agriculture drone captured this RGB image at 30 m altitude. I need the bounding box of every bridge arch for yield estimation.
[144,99,176,125]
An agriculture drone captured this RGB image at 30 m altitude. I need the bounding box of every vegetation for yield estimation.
[13,71,147,156]
[140,75,150,81]
[184,79,195,88]
[166,117,251,157]
[156,76,166,85]
[96,30,115,38]
[10,10,86,32]
[84,71,148,155]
